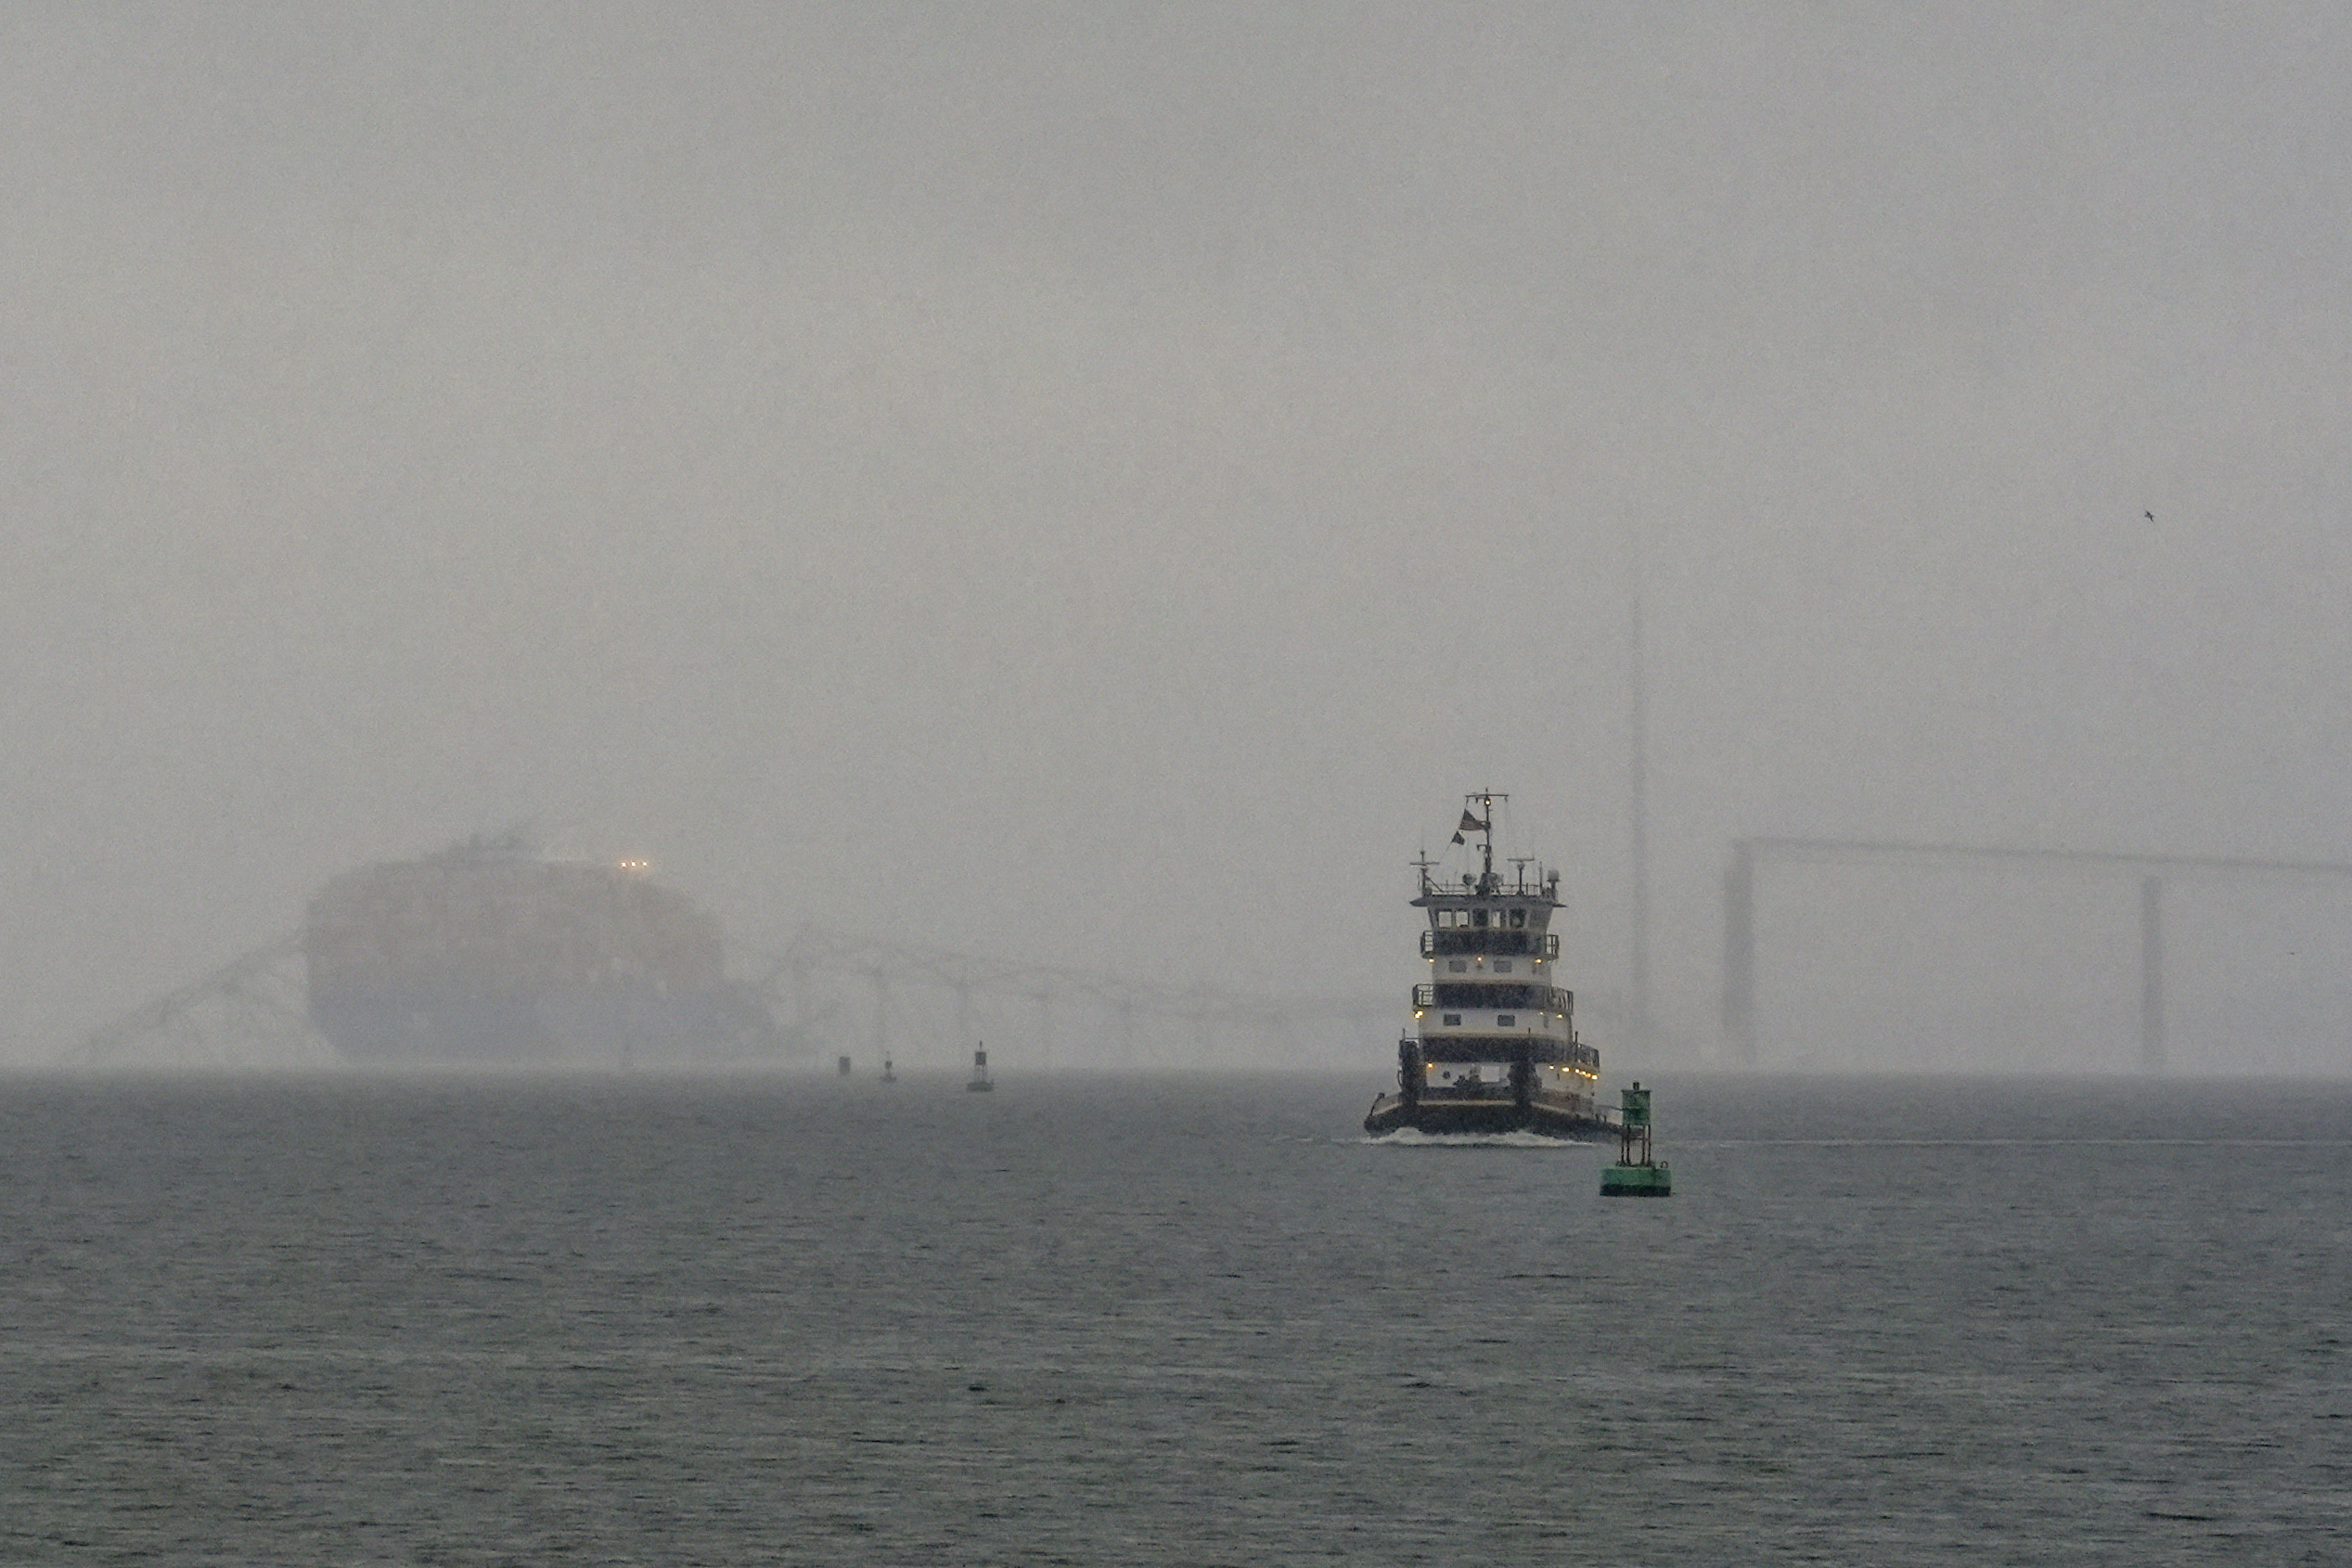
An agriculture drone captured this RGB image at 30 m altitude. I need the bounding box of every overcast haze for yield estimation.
[7,4,2351,1072]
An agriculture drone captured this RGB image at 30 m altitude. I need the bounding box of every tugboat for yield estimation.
[1365,794,1613,1139]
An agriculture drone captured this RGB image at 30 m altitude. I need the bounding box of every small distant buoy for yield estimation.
[967,1043,993,1092]
[1600,1082,1671,1197]
[836,1055,852,1078]
[881,1057,895,1084]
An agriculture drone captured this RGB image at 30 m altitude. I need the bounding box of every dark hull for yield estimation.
[312,983,783,1065]
[1364,1092,1614,1141]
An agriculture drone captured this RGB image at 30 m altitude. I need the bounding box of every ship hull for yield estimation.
[313,984,782,1066]
[302,837,784,1067]
[1364,1091,1613,1140]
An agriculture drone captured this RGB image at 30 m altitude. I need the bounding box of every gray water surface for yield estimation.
[3,1073,2345,1564]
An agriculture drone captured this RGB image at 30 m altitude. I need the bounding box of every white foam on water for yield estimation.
[1360,1127,1588,1150]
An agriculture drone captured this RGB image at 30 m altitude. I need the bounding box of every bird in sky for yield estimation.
[2144,510,2155,521]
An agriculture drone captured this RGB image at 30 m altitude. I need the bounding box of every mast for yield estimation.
[1479,791,1495,883]
[1628,514,1652,1058]
[1467,790,1507,894]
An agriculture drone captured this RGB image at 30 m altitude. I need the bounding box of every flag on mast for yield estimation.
[1458,809,1488,833]
[1449,831,1466,845]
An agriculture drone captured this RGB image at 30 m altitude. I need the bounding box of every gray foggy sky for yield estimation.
[6,4,2350,1070]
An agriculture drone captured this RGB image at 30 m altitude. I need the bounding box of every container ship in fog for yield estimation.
[1365,795,1613,1138]
[304,830,782,1065]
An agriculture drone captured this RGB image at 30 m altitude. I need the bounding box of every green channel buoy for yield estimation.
[1600,1081,1671,1197]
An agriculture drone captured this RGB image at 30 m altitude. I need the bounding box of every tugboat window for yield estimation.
[1510,908,1526,929]
[1447,959,1468,972]
[1472,909,1488,928]
[1494,959,1512,973]
[1497,1014,1516,1026]
[1442,1013,1461,1025]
